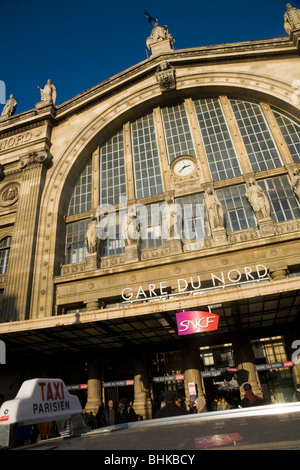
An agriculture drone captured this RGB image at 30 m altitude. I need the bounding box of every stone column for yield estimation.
[123,122,135,201]
[133,352,152,420]
[219,96,253,174]
[233,334,263,398]
[1,151,51,322]
[260,103,294,166]
[181,339,205,407]
[184,98,212,185]
[153,107,171,192]
[85,358,102,414]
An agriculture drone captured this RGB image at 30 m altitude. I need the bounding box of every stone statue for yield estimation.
[146,21,175,50]
[204,188,225,230]
[122,206,140,246]
[155,61,176,92]
[37,79,57,105]
[284,3,300,35]
[291,167,300,200]
[85,215,98,253]
[162,196,181,239]
[246,178,271,219]
[1,94,17,118]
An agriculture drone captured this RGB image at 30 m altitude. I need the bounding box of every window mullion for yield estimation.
[260,102,294,166]
[219,96,252,175]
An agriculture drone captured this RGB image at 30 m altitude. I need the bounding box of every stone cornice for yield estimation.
[0,275,299,335]
[54,37,296,120]
[0,37,297,135]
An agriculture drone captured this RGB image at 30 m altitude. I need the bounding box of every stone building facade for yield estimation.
[0,7,300,419]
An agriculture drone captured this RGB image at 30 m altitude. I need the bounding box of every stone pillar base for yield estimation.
[86,300,101,311]
[258,217,275,237]
[133,393,152,420]
[212,228,228,246]
[166,238,182,255]
[125,245,140,263]
[147,38,174,55]
[270,268,288,281]
[85,360,102,414]
[85,252,99,270]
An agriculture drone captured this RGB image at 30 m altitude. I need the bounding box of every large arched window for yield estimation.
[64,96,300,264]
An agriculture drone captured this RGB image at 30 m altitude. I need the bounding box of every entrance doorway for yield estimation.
[252,336,295,403]
[104,384,134,407]
[200,343,240,410]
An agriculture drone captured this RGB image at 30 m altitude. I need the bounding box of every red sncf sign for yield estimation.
[176,311,219,336]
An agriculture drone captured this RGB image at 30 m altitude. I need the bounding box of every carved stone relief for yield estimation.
[0,183,19,207]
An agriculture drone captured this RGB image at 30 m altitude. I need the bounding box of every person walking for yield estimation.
[101,399,119,427]
[241,383,263,407]
[118,398,138,423]
[155,391,187,419]
[217,396,231,411]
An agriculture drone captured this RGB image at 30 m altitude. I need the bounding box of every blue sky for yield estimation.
[0,0,298,114]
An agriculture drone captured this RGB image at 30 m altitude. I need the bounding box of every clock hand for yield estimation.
[179,164,191,172]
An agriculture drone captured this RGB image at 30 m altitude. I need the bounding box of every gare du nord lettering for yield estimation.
[0,131,32,151]
[121,264,268,302]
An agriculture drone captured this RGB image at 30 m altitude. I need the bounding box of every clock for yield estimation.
[173,158,196,176]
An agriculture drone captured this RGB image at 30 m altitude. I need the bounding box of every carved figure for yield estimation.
[162,196,181,239]
[2,185,18,202]
[284,3,300,35]
[37,79,57,104]
[146,21,175,49]
[122,206,140,246]
[246,178,270,219]
[155,61,176,92]
[204,188,225,230]
[291,167,300,200]
[85,215,98,253]
[1,94,17,118]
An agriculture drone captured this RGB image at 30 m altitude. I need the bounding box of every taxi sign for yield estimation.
[0,378,82,426]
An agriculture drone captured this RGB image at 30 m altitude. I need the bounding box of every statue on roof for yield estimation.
[1,94,17,118]
[37,79,57,105]
[144,12,175,54]
[284,3,300,35]
[146,22,175,49]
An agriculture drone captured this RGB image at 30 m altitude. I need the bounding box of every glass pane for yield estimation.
[273,110,300,163]
[194,98,241,181]
[68,160,92,216]
[161,103,196,162]
[258,175,300,223]
[215,184,256,232]
[230,100,283,172]
[100,130,126,205]
[131,113,163,199]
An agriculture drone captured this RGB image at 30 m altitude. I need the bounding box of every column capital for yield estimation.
[19,150,52,170]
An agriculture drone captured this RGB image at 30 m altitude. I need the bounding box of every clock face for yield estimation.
[174,159,195,176]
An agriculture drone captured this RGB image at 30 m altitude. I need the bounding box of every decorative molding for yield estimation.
[0,182,20,207]
[19,150,52,170]
[101,254,126,268]
[155,61,176,92]
[141,246,170,260]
